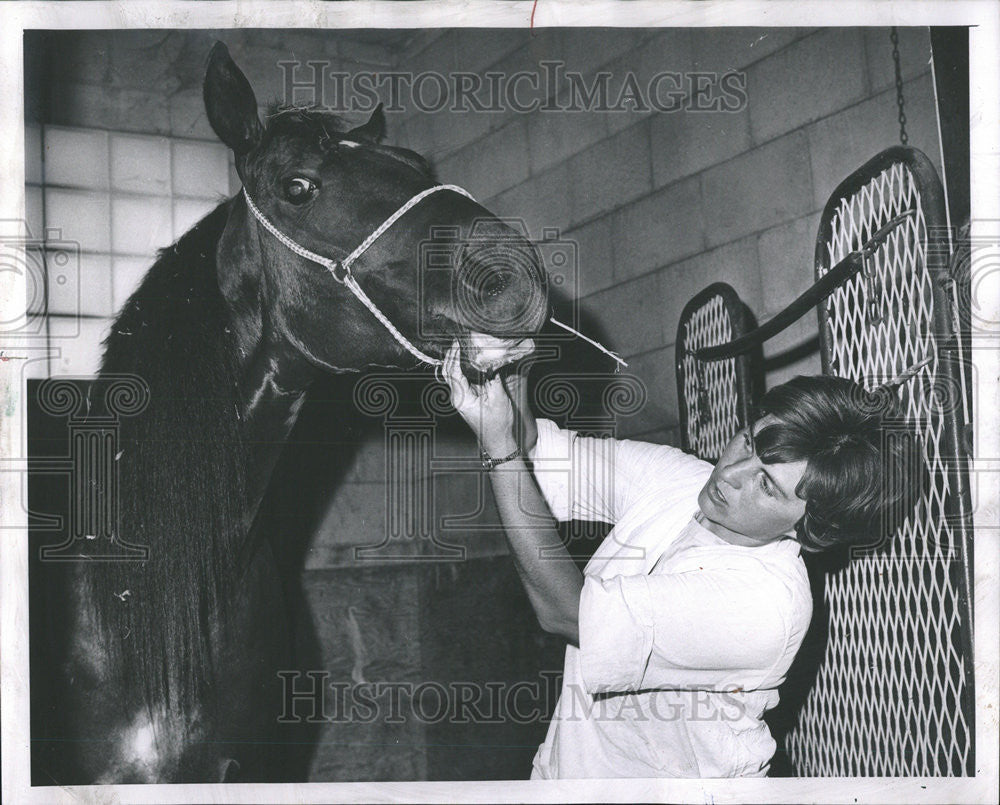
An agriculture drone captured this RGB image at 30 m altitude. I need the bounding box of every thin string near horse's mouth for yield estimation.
[548,317,628,371]
[242,184,628,372]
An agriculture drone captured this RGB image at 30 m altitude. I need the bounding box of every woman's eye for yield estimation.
[743,431,753,452]
[759,474,774,497]
[282,177,318,204]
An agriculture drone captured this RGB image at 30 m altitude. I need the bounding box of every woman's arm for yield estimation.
[443,344,582,644]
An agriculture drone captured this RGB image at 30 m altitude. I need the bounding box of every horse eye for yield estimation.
[282,176,318,204]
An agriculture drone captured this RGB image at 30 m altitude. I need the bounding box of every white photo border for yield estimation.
[1,2,997,803]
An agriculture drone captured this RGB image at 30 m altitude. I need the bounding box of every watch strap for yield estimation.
[480,445,522,470]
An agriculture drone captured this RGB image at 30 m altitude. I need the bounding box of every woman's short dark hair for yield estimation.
[752,375,925,553]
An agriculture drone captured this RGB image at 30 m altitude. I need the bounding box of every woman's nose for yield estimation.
[719,458,752,488]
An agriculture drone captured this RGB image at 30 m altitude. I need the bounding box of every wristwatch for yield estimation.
[479,445,522,470]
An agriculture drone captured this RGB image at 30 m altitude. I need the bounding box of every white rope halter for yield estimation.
[243,183,474,365]
[241,183,629,370]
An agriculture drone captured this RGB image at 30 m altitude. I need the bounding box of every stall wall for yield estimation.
[391,27,943,444]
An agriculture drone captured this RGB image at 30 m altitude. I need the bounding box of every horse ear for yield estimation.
[203,42,263,157]
[348,103,386,143]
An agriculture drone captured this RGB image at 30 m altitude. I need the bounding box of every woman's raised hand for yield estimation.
[442,341,518,455]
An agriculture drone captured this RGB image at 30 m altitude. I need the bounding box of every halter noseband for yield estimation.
[242,183,475,366]
[242,183,629,371]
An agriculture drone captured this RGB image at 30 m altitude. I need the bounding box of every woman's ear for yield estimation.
[203,41,263,157]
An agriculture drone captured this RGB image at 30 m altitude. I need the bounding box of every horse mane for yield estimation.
[94,200,246,715]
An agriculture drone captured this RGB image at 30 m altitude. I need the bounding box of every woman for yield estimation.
[441,343,917,779]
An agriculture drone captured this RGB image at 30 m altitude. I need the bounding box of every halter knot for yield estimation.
[330,261,349,283]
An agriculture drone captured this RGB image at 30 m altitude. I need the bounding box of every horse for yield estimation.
[31,41,547,784]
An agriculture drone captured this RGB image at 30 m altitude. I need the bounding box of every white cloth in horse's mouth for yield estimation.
[465,332,535,372]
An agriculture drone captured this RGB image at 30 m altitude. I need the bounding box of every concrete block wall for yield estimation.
[391,27,943,444]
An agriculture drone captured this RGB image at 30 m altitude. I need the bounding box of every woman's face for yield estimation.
[697,415,808,546]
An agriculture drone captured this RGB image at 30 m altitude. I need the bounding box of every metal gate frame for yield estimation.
[675,282,757,462]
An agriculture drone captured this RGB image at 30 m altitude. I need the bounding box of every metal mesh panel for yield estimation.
[677,290,744,462]
[785,153,974,775]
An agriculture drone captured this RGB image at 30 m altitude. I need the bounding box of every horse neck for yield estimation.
[216,207,320,524]
[238,338,314,527]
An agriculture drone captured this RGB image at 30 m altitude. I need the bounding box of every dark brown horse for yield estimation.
[32,42,546,784]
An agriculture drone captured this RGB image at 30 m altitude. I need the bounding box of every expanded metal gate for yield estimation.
[677,146,974,775]
[675,283,756,462]
[783,146,974,776]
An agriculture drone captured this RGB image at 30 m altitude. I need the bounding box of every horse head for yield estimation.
[204,42,547,383]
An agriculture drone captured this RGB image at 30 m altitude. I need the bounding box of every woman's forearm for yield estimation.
[485,446,583,645]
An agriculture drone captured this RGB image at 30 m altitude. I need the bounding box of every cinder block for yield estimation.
[454,28,526,73]
[25,186,43,241]
[611,176,704,283]
[756,211,822,317]
[397,30,450,68]
[269,29,332,62]
[47,316,111,377]
[109,33,183,94]
[169,90,218,141]
[747,28,867,145]
[311,482,394,558]
[339,434,390,485]
[111,196,172,257]
[658,236,763,346]
[435,119,530,201]
[44,189,111,253]
[25,125,42,185]
[526,105,608,175]
[172,140,230,199]
[761,313,822,389]
[564,215,614,299]
[487,161,573,240]
[807,73,941,211]
[689,28,810,73]
[580,270,664,357]
[228,157,241,196]
[338,39,394,69]
[614,344,679,438]
[651,100,752,188]
[48,32,111,86]
[567,121,652,225]
[701,131,814,248]
[864,27,932,94]
[172,198,220,240]
[404,30,458,75]
[487,35,561,107]
[48,251,113,318]
[425,106,494,160]
[112,256,151,311]
[603,29,696,136]
[44,127,109,190]
[559,29,647,78]
[24,247,45,315]
[110,134,171,195]
[397,113,434,157]
[48,83,171,136]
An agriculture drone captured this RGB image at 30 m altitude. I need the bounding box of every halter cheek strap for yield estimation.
[242,184,474,366]
[241,184,628,370]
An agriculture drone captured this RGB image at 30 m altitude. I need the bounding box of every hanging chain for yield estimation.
[890,27,909,145]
